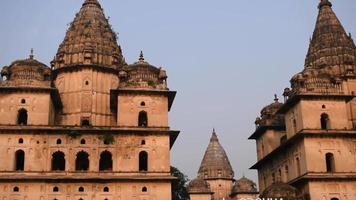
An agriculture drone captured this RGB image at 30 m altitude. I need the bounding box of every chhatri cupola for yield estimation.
[51,0,126,71]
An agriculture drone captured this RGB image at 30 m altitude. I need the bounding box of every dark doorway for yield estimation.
[139,151,148,171]
[75,151,89,171]
[138,111,148,127]
[52,151,65,171]
[17,109,28,125]
[99,151,113,171]
[15,150,25,171]
[320,113,329,130]
[326,153,335,172]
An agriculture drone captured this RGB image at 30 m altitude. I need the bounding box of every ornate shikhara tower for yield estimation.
[0,0,179,199]
[250,0,356,200]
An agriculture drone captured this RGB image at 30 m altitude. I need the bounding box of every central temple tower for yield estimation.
[51,0,126,126]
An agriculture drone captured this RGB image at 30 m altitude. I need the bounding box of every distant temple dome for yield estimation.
[198,129,234,180]
[231,176,258,195]
[260,182,300,200]
[1,51,51,87]
[118,51,168,90]
[187,178,213,194]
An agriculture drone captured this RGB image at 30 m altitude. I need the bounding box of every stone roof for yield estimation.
[0,52,51,88]
[286,0,356,98]
[118,52,168,90]
[260,182,301,200]
[305,0,356,71]
[52,0,126,70]
[255,95,284,127]
[231,176,258,195]
[198,129,234,180]
[187,178,213,194]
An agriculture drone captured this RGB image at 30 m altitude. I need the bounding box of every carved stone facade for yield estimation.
[0,0,179,199]
[250,1,356,200]
[188,130,258,200]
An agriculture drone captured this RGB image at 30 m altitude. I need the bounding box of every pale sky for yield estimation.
[0,0,355,183]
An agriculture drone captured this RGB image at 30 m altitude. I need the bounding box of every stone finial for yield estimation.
[139,51,145,62]
[274,94,279,102]
[29,48,34,59]
[319,0,332,9]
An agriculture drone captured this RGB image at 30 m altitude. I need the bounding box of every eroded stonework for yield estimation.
[250,1,356,200]
[0,0,179,199]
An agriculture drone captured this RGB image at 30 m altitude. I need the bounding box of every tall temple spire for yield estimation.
[198,129,234,179]
[52,0,126,70]
[304,0,356,70]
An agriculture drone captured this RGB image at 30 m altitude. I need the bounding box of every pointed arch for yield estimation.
[99,151,113,171]
[326,153,335,172]
[320,113,329,130]
[138,111,148,127]
[139,151,148,171]
[17,108,28,125]
[75,151,89,171]
[15,150,25,171]
[51,151,65,171]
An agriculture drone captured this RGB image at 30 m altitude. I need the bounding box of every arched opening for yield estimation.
[80,139,86,145]
[326,153,335,172]
[103,187,109,192]
[140,101,145,106]
[99,151,113,171]
[53,186,59,192]
[17,109,28,125]
[76,151,89,171]
[21,99,26,104]
[296,157,301,176]
[292,119,297,133]
[56,139,62,145]
[51,151,65,171]
[142,187,148,192]
[331,198,339,200]
[18,138,24,144]
[141,140,146,145]
[13,186,19,192]
[284,165,289,182]
[139,151,148,172]
[15,150,25,171]
[81,118,90,126]
[138,111,148,127]
[78,187,84,192]
[321,113,329,130]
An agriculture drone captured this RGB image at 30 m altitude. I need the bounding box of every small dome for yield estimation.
[1,54,51,87]
[256,95,284,127]
[260,95,283,117]
[231,177,258,195]
[260,182,299,200]
[187,178,212,194]
[118,52,168,90]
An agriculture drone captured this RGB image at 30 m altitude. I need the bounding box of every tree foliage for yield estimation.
[171,166,190,200]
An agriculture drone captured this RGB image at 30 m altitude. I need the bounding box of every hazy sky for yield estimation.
[0,0,355,183]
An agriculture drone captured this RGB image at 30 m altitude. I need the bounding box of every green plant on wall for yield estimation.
[147,80,156,87]
[68,130,81,138]
[99,133,115,145]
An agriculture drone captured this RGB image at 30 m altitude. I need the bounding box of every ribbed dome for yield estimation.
[231,177,258,195]
[255,95,284,127]
[1,53,51,88]
[305,0,356,73]
[118,52,168,90]
[52,0,126,70]
[187,178,213,194]
[198,129,234,180]
[260,182,299,200]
